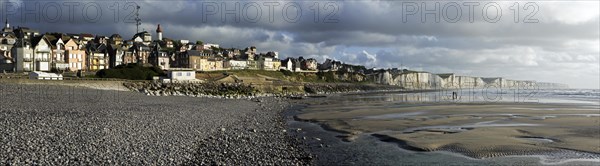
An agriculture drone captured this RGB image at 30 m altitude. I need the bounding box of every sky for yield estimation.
[1,0,599,89]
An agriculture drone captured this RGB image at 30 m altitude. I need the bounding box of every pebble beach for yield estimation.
[0,83,311,165]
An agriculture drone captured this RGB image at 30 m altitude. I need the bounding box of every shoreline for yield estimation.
[2,81,597,165]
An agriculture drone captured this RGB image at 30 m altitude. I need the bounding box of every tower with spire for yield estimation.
[2,18,12,32]
[156,24,163,41]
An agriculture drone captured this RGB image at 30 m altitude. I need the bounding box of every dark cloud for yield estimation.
[1,0,598,88]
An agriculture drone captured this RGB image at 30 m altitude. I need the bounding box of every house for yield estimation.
[0,19,16,71]
[14,27,39,40]
[258,57,275,71]
[176,50,223,71]
[31,35,52,71]
[160,38,174,48]
[281,58,293,71]
[11,39,34,72]
[80,33,94,44]
[107,44,125,68]
[164,70,198,83]
[272,60,281,71]
[86,43,108,71]
[243,46,257,60]
[246,60,260,70]
[133,31,152,45]
[176,50,202,69]
[223,49,241,59]
[266,51,279,59]
[280,57,301,71]
[94,35,108,45]
[149,44,170,70]
[179,50,200,69]
[228,60,248,70]
[198,58,223,71]
[179,40,189,45]
[301,58,318,71]
[292,58,301,72]
[318,59,342,71]
[46,34,69,71]
[203,43,219,50]
[129,42,151,65]
[109,34,123,45]
[66,33,80,40]
[64,38,85,71]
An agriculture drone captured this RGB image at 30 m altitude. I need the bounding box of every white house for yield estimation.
[33,36,51,71]
[203,43,219,50]
[167,70,196,81]
[259,57,274,71]
[280,58,293,71]
[12,40,34,72]
[229,60,248,70]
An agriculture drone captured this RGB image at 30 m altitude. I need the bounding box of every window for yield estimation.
[177,73,182,76]
[186,72,191,76]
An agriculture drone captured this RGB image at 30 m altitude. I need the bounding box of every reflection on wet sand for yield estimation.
[297,92,600,163]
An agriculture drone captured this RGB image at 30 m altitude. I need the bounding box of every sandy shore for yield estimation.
[295,98,600,163]
[0,83,311,165]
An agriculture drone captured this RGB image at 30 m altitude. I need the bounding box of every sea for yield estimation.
[286,88,600,166]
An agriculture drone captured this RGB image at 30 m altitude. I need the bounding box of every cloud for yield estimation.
[2,0,598,88]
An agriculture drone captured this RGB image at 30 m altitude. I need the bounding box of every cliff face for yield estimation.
[370,70,568,90]
[373,71,395,85]
[372,71,440,89]
[317,71,367,82]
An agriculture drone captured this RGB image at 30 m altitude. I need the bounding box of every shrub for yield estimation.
[96,63,165,80]
[280,69,293,76]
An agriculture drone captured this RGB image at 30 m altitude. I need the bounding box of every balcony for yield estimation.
[35,58,50,62]
[23,57,32,62]
[53,63,69,70]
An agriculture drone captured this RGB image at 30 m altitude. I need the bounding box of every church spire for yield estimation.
[2,18,11,32]
[156,24,163,41]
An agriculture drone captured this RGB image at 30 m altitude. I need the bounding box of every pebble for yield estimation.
[0,84,312,165]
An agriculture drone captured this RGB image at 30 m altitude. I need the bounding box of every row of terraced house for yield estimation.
[0,20,331,74]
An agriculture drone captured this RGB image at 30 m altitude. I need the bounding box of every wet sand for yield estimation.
[296,101,600,162]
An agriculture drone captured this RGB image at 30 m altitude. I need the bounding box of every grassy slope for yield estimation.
[200,70,325,83]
